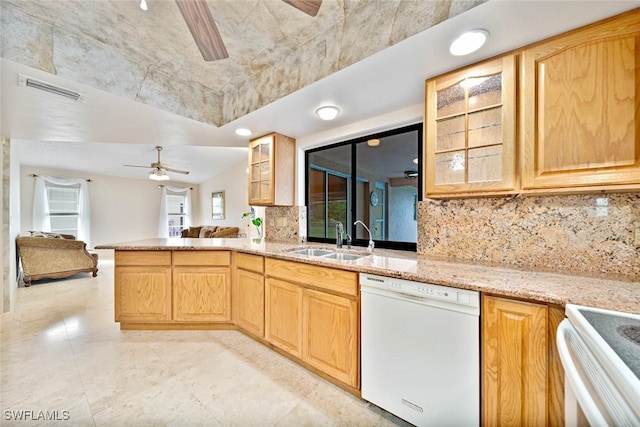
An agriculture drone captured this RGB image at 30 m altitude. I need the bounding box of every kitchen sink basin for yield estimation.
[286,247,368,261]
[322,252,367,261]
[287,248,335,257]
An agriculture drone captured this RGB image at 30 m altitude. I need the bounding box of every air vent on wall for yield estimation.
[17,74,84,102]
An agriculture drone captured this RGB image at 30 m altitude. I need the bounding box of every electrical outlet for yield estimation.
[635,222,640,247]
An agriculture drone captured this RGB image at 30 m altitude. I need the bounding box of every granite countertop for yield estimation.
[95,238,640,315]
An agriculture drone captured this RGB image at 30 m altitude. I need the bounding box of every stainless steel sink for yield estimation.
[322,252,367,261]
[286,247,368,260]
[288,248,335,257]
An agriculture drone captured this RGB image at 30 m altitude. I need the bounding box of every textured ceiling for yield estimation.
[1,0,486,127]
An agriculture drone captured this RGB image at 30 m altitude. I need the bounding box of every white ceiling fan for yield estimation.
[124,146,190,181]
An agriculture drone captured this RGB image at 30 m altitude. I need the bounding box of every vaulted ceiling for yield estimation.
[2,1,638,184]
[2,0,486,127]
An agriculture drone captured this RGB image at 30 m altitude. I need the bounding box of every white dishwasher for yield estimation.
[360,273,480,427]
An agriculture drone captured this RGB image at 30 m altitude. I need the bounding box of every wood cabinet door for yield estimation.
[172,266,231,322]
[115,266,172,322]
[234,268,265,337]
[521,11,640,191]
[302,289,358,388]
[482,295,548,427]
[248,134,274,205]
[425,54,517,197]
[264,277,302,358]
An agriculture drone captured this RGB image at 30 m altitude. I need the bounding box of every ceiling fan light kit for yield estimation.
[149,169,170,181]
[124,146,190,181]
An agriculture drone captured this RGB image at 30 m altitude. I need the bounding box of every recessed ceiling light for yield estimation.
[367,139,380,147]
[315,105,340,121]
[450,29,489,56]
[235,128,252,136]
[140,0,148,11]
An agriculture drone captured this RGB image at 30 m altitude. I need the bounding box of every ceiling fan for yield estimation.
[124,146,190,181]
[175,0,323,61]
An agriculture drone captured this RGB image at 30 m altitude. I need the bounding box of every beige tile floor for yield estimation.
[1,260,410,426]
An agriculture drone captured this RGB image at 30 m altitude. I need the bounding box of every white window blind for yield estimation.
[46,183,81,236]
[167,192,186,237]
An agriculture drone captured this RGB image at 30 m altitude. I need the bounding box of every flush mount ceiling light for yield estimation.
[367,139,380,147]
[404,170,418,179]
[149,169,170,181]
[450,29,489,56]
[315,105,340,121]
[235,128,252,136]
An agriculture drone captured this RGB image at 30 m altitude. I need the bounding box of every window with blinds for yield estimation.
[167,192,186,237]
[46,183,80,236]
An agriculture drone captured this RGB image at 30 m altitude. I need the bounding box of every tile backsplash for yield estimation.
[417,192,640,278]
[265,206,306,242]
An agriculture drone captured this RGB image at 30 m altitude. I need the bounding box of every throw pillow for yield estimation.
[187,226,202,238]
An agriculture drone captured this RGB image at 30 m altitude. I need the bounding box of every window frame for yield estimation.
[166,190,187,237]
[305,122,423,251]
[45,182,81,237]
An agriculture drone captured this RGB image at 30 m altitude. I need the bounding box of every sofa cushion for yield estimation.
[29,231,75,239]
[184,226,202,238]
[199,226,218,238]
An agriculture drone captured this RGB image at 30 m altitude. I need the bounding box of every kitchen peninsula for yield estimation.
[97,237,639,423]
[96,237,640,318]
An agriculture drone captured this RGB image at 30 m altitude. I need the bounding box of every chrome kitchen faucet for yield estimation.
[354,220,375,253]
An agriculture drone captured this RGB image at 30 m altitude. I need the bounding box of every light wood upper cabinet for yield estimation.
[248,132,295,206]
[425,54,517,197]
[520,11,640,191]
[482,295,565,427]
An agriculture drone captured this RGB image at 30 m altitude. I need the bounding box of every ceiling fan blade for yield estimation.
[175,0,229,61]
[164,167,190,175]
[282,0,322,17]
[124,164,153,168]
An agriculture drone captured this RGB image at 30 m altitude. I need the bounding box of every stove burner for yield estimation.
[617,325,640,346]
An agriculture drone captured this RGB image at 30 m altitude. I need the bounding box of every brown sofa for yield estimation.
[180,226,240,238]
[16,233,98,286]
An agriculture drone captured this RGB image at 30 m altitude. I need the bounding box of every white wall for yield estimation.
[196,159,249,229]
[2,140,21,313]
[20,166,199,259]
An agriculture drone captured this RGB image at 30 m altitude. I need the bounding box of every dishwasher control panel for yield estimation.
[360,273,479,308]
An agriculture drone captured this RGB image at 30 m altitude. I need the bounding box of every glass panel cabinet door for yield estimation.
[425,55,516,197]
[249,134,274,205]
[248,133,296,206]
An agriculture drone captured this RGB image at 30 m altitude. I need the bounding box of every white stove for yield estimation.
[557,304,640,427]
